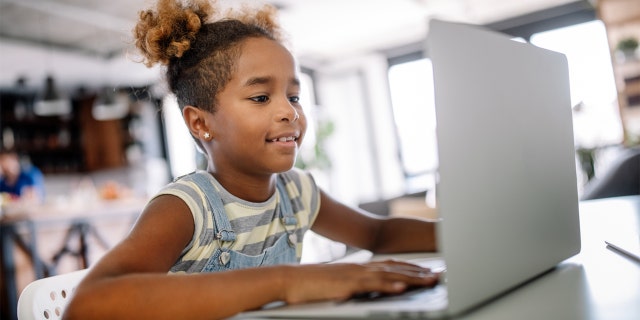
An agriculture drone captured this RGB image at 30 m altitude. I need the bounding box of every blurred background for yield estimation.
[1,0,639,318]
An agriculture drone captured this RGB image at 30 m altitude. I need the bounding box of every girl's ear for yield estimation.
[183,106,212,140]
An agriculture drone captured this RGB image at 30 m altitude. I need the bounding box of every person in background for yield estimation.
[0,149,45,202]
[64,1,440,319]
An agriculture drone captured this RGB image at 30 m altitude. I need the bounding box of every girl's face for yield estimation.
[207,37,307,176]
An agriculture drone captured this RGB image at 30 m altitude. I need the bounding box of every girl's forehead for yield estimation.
[232,38,299,83]
[238,38,296,68]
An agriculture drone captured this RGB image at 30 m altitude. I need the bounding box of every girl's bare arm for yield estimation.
[63,194,436,320]
[312,190,438,254]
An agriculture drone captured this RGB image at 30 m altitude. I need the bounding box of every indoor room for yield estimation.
[1,0,639,319]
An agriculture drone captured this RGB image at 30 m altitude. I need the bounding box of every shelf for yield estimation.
[598,0,640,144]
[0,89,134,174]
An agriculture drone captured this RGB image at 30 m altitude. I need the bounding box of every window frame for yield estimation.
[384,1,599,193]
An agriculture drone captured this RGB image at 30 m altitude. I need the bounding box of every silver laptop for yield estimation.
[233,18,581,319]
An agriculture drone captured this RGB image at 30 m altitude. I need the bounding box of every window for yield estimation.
[388,58,437,192]
[387,18,620,194]
[530,20,622,149]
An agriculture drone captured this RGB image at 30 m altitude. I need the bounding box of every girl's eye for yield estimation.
[250,95,269,103]
[289,96,300,103]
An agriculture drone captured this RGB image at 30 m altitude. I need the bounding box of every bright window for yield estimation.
[530,20,622,149]
[388,58,437,192]
[388,19,621,193]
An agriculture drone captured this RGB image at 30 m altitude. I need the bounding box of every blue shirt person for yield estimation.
[0,150,45,202]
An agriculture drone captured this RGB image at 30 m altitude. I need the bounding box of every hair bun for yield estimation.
[133,0,214,67]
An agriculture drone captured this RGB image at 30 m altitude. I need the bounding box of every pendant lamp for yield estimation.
[92,87,130,121]
[33,75,71,116]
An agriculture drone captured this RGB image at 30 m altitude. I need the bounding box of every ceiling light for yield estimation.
[92,87,130,121]
[33,75,71,116]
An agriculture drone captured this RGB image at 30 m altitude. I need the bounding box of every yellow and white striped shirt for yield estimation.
[156,169,320,274]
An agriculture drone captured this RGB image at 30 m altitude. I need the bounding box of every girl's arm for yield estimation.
[64,194,437,320]
[312,190,438,253]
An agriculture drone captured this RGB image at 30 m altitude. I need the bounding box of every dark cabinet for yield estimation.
[0,89,130,174]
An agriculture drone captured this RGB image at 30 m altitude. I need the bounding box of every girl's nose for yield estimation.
[277,100,300,122]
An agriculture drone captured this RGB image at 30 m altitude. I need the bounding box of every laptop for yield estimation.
[233,18,582,319]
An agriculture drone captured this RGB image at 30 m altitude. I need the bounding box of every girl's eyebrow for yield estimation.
[243,76,300,88]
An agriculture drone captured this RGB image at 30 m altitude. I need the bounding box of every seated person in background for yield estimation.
[0,149,45,202]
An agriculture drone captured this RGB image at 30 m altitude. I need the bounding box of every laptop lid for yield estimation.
[233,19,581,319]
[429,18,581,315]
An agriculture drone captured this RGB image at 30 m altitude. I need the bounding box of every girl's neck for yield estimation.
[209,170,277,202]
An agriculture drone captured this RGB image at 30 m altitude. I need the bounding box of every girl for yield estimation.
[64,0,438,319]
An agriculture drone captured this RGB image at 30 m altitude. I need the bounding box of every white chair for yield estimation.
[17,269,89,320]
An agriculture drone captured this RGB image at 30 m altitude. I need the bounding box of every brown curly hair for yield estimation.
[133,0,283,113]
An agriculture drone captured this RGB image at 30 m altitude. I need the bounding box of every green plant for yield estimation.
[616,37,639,52]
[295,119,335,171]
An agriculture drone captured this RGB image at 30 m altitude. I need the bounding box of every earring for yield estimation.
[203,132,211,140]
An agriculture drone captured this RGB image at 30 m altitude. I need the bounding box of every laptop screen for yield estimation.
[428,19,581,315]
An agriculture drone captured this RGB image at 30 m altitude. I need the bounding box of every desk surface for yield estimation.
[238,196,640,320]
[456,195,640,320]
[0,196,148,225]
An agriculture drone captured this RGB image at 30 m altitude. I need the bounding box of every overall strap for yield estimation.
[190,172,236,242]
[276,176,297,226]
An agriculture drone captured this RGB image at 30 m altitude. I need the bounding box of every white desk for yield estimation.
[455,195,640,320]
[238,196,640,319]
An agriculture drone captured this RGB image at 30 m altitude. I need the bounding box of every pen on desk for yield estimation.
[605,241,640,263]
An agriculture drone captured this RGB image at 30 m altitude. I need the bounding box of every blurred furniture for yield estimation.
[581,147,640,200]
[358,191,428,216]
[0,197,145,320]
[596,0,640,144]
[16,268,88,320]
[0,89,133,174]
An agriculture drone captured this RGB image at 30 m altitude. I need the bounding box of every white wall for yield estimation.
[315,54,405,206]
[0,39,160,91]
[0,38,408,207]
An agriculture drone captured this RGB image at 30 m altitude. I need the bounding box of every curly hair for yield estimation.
[133,0,283,113]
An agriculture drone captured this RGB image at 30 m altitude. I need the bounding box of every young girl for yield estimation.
[64,0,439,319]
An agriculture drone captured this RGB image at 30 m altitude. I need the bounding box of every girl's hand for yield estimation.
[281,260,440,304]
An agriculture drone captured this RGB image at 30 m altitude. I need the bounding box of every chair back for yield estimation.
[17,269,89,320]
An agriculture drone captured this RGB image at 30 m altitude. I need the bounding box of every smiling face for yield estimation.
[205,37,307,178]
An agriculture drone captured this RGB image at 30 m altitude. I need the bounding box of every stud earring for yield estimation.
[203,132,211,140]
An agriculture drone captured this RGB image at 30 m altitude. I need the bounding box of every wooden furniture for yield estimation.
[0,89,133,174]
[596,0,640,145]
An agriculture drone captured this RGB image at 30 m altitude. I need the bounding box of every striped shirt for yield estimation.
[155,169,321,274]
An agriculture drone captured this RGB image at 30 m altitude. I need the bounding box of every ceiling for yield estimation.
[0,0,589,89]
[0,0,589,58]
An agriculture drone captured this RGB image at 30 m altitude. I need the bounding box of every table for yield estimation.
[459,195,640,319]
[0,197,146,320]
[237,195,640,319]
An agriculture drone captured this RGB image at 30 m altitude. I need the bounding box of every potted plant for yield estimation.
[616,37,639,61]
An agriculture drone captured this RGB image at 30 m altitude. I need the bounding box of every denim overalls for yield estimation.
[190,173,299,272]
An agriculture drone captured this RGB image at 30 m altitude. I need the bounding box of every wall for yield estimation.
[315,53,406,206]
[0,39,160,91]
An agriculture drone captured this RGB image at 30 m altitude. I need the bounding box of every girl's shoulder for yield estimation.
[153,170,214,199]
[172,170,209,183]
[278,168,319,196]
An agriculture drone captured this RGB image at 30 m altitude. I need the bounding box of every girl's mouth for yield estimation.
[268,136,298,142]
